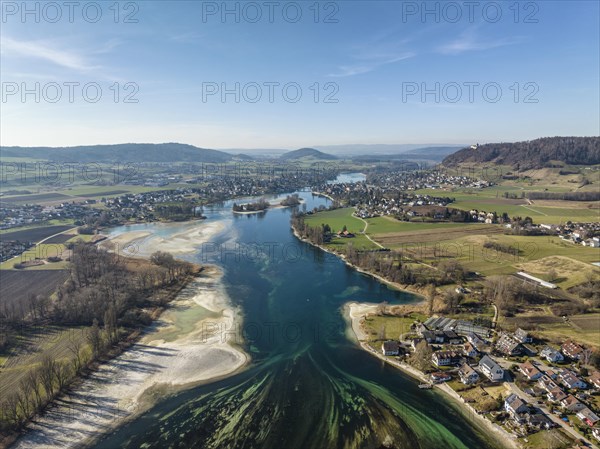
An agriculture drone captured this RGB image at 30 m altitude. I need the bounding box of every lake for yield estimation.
[96,190,503,449]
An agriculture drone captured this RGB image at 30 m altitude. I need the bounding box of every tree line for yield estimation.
[0,244,196,431]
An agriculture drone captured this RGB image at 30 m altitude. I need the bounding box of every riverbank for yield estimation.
[345,301,519,449]
[11,221,248,449]
[292,222,517,448]
[100,220,226,257]
[291,224,429,306]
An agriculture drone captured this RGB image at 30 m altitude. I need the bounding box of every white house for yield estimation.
[560,371,587,390]
[577,407,600,427]
[458,363,480,385]
[479,355,504,381]
[541,346,564,363]
[505,394,529,423]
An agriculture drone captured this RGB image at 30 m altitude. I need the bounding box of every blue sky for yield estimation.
[1,0,599,149]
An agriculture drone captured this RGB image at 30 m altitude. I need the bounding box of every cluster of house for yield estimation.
[367,170,491,192]
[541,222,600,247]
[353,194,454,219]
[504,393,554,431]
[0,240,35,263]
[467,209,499,224]
[494,328,536,356]
[380,318,600,440]
[0,203,46,230]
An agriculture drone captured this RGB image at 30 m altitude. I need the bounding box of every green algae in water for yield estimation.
[94,193,507,449]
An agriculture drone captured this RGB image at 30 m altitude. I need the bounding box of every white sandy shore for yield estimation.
[13,221,247,449]
[100,220,226,258]
[345,302,519,449]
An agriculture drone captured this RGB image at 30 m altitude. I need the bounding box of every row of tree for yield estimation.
[0,245,197,430]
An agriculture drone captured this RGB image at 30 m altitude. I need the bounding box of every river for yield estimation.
[91,187,504,449]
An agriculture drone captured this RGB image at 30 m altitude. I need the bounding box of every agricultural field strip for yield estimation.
[0,270,69,310]
[0,327,88,399]
[370,225,503,246]
[0,225,76,243]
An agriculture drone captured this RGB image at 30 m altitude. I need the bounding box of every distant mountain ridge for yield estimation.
[279,148,337,160]
[442,137,600,168]
[0,143,234,163]
[315,143,465,156]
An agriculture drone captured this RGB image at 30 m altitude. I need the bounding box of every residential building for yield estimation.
[479,355,504,381]
[560,395,585,412]
[576,407,600,427]
[430,372,452,383]
[444,330,463,345]
[505,394,529,423]
[514,328,532,343]
[495,333,522,357]
[466,332,486,350]
[538,375,559,393]
[560,370,587,390]
[525,412,554,430]
[540,346,564,363]
[520,361,543,381]
[547,387,567,403]
[588,371,600,389]
[432,350,462,367]
[562,341,584,360]
[458,363,480,385]
[463,342,478,358]
[382,341,400,356]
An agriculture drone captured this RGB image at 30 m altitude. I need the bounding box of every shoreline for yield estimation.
[291,224,517,448]
[291,224,428,303]
[12,221,249,449]
[100,219,227,257]
[345,302,520,449]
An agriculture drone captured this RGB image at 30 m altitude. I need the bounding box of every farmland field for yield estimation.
[0,244,70,270]
[0,192,73,205]
[370,224,503,248]
[43,232,78,244]
[0,270,68,309]
[364,216,467,234]
[304,208,380,250]
[516,256,599,289]
[76,189,128,197]
[304,207,364,233]
[0,225,75,242]
[0,325,90,403]
[533,313,600,349]
[415,189,600,225]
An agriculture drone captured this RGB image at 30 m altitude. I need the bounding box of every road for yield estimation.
[497,361,599,448]
[354,212,385,249]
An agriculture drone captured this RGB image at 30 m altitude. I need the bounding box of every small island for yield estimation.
[232,198,270,213]
[280,194,302,207]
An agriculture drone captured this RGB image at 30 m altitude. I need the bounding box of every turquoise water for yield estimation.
[95,191,503,449]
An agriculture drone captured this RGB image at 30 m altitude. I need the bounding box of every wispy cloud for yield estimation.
[1,36,101,72]
[437,29,522,55]
[328,52,415,77]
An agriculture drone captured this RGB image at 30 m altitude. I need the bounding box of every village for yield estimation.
[377,317,600,446]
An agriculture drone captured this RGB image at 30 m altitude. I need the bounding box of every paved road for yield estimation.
[505,376,598,448]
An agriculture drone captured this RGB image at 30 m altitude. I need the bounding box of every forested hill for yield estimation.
[0,143,235,163]
[280,148,337,160]
[442,137,600,168]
